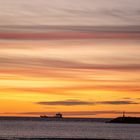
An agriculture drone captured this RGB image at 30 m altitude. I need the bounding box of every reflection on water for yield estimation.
[0,120,140,140]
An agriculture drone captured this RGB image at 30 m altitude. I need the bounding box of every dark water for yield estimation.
[0,118,139,140]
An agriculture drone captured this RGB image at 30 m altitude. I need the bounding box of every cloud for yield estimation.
[0,0,140,26]
[0,25,140,40]
[37,100,94,106]
[1,84,140,95]
[0,32,139,40]
[99,101,139,105]
[1,25,140,33]
[0,57,140,72]
[36,99,139,106]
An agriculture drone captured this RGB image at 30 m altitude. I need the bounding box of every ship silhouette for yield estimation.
[40,113,63,118]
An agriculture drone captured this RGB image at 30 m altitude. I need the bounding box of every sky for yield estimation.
[0,0,140,118]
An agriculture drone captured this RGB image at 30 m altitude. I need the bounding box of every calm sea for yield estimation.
[0,117,139,140]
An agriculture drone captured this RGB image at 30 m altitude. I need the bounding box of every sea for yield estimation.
[0,117,139,140]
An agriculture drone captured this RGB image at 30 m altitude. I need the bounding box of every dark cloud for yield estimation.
[99,101,139,105]
[36,99,139,106]
[37,100,94,106]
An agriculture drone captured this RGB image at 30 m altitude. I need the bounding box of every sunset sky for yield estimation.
[0,0,140,118]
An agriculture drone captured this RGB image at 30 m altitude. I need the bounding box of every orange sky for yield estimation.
[0,37,140,118]
[0,0,140,119]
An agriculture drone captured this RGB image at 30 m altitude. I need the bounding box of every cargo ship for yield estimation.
[40,113,63,118]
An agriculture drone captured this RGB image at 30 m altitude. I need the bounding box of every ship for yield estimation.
[40,113,63,118]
